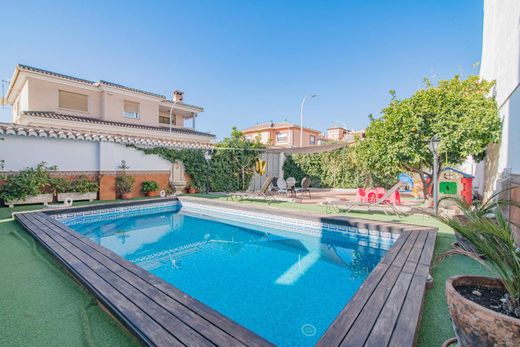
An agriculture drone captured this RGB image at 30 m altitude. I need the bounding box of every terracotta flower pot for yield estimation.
[189,187,197,194]
[446,275,520,346]
[121,193,133,199]
[146,191,159,197]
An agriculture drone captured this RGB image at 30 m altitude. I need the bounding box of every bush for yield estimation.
[70,175,99,193]
[142,180,159,193]
[116,160,135,195]
[0,162,56,202]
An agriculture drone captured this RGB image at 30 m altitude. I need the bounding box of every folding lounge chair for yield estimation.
[227,176,275,204]
[326,181,405,215]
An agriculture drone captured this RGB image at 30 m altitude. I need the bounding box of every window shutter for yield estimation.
[124,100,139,113]
[59,90,88,112]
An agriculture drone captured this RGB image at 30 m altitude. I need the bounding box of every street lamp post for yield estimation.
[429,135,441,214]
[300,94,317,147]
[168,100,178,133]
[204,149,213,194]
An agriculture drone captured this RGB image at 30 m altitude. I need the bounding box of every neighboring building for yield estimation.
[326,126,365,143]
[4,64,215,146]
[241,122,321,148]
[473,0,520,196]
[1,64,215,200]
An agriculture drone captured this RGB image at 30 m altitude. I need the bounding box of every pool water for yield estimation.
[63,205,390,346]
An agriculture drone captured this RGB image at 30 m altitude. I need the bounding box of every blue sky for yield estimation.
[0,0,484,139]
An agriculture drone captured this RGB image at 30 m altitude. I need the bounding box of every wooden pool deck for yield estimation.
[15,198,436,347]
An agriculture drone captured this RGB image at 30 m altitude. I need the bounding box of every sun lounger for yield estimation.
[227,176,275,204]
[325,181,406,215]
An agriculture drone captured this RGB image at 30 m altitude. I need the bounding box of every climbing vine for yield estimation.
[133,127,264,192]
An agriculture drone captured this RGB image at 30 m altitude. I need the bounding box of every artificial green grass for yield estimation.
[415,233,489,346]
[0,204,138,347]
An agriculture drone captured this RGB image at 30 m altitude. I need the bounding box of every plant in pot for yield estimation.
[116,160,135,199]
[56,175,99,202]
[142,180,160,197]
[0,162,55,207]
[439,195,520,346]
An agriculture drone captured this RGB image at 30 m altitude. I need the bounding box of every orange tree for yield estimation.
[355,75,501,197]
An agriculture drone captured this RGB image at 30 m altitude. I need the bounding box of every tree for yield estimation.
[356,75,501,197]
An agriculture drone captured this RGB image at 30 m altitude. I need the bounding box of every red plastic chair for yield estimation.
[355,188,368,202]
[375,187,386,200]
[385,190,401,206]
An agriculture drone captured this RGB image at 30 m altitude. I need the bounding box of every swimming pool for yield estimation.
[59,201,393,346]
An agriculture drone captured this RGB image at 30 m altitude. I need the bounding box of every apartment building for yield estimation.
[241,122,321,148]
[326,126,365,143]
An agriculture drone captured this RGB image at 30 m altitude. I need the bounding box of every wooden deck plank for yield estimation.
[388,275,427,347]
[16,214,182,347]
[380,230,412,265]
[364,271,414,347]
[28,214,216,347]
[37,213,271,347]
[316,262,390,347]
[340,266,402,346]
[419,230,436,266]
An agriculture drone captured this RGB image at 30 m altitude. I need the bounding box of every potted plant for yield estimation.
[57,175,99,202]
[142,180,159,197]
[116,160,135,199]
[0,162,55,207]
[439,195,520,346]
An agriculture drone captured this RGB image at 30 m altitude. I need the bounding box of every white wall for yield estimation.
[0,135,171,172]
[1,135,99,171]
[98,142,171,172]
[477,0,520,193]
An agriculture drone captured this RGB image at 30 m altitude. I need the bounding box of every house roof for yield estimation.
[0,122,214,150]
[266,142,349,154]
[442,167,475,179]
[242,122,321,134]
[23,111,215,138]
[11,65,203,111]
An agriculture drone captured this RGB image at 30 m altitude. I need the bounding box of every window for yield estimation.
[123,100,140,119]
[59,90,88,112]
[159,111,176,125]
[309,134,316,144]
[276,131,288,143]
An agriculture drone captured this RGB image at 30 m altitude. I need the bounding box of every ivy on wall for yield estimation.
[135,146,208,191]
[133,127,264,192]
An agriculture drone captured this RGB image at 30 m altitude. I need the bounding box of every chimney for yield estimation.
[173,90,184,103]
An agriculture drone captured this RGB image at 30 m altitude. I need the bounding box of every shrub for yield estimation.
[142,180,159,193]
[0,162,56,202]
[116,160,135,195]
[71,175,99,193]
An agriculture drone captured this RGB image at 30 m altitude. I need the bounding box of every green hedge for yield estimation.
[283,146,395,188]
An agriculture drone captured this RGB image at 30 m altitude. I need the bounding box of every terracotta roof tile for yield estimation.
[23,111,215,138]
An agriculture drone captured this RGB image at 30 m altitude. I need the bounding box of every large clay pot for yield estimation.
[446,275,520,346]
[146,191,159,197]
